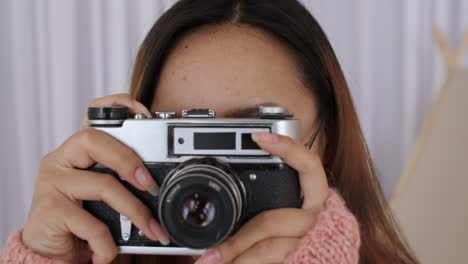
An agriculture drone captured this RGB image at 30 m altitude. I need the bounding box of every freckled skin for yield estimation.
[152,24,318,142]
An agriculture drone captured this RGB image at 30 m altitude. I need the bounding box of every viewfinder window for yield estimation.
[194,132,236,150]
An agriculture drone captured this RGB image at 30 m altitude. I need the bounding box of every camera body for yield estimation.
[83,106,302,255]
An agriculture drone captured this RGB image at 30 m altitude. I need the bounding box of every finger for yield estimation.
[232,238,300,264]
[49,168,169,244]
[196,208,315,264]
[252,132,328,209]
[58,200,118,264]
[80,93,151,129]
[55,128,159,195]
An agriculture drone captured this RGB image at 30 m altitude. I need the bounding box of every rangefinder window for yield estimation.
[241,133,261,150]
[194,132,236,150]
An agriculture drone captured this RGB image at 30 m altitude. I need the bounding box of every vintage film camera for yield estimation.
[83,106,302,255]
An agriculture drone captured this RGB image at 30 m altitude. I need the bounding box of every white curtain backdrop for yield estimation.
[0,0,466,247]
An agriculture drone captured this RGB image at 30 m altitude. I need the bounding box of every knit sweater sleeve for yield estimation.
[284,189,361,264]
[0,230,67,264]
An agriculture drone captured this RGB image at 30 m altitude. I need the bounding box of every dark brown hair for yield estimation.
[124,0,418,263]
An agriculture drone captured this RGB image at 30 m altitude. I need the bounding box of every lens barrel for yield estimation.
[158,159,245,249]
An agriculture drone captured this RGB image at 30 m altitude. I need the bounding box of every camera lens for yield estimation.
[158,158,245,249]
[182,193,216,227]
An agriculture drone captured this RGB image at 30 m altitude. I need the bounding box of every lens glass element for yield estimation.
[182,193,216,227]
[158,160,245,248]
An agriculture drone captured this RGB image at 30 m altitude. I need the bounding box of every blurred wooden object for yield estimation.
[432,27,468,72]
[391,26,468,263]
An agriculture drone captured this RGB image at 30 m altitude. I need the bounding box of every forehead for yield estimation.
[151,24,316,134]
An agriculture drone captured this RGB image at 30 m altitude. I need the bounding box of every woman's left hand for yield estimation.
[195,132,330,264]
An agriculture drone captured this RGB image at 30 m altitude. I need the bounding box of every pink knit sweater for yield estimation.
[0,189,360,264]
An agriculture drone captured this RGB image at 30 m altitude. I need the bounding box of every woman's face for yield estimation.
[151,24,317,144]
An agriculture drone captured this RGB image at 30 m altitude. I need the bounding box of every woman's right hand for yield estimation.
[22,94,168,264]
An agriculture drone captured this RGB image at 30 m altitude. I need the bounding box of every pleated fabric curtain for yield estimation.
[0,0,466,247]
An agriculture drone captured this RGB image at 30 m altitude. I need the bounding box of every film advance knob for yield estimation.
[88,106,129,120]
[87,106,129,126]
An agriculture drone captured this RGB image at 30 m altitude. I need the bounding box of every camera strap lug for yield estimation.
[120,214,132,242]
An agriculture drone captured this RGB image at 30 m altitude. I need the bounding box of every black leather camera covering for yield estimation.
[83,162,301,248]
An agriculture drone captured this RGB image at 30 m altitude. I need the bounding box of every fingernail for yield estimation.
[149,218,170,245]
[135,166,159,196]
[252,132,279,143]
[147,185,159,196]
[251,132,258,142]
[144,110,152,118]
[195,248,221,264]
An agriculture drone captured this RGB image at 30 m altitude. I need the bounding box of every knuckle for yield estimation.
[90,94,123,107]
[36,195,61,213]
[116,93,131,100]
[308,154,323,169]
[126,202,150,223]
[38,152,56,177]
[89,97,104,107]
[114,149,140,177]
[253,209,287,235]
[38,165,67,186]
[90,222,111,240]
[100,173,116,185]
[107,246,118,260]
[130,100,140,110]
[130,98,144,109]
[88,223,118,259]
[115,93,133,105]
[221,239,240,258]
[255,210,274,225]
[99,180,149,220]
[232,258,244,264]
[256,239,275,255]
[273,141,293,157]
[39,152,54,167]
[77,128,99,146]
[222,233,243,251]
[281,142,295,157]
[102,251,118,263]
[118,148,139,164]
[98,173,119,193]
